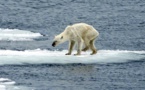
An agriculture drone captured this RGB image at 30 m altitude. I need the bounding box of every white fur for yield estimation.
[52,23,99,55]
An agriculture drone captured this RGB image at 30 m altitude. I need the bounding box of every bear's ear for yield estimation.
[61,36,63,39]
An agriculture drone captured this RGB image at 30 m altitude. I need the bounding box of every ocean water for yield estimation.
[0,0,145,90]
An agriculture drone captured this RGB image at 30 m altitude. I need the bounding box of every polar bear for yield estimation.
[52,23,99,55]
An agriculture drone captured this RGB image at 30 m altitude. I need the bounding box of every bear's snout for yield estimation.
[52,41,57,47]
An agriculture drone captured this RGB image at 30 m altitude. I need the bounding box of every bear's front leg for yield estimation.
[74,39,83,55]
[65,40,75,55]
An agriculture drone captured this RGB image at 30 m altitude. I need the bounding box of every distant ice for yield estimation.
[0,78,15,85]
[0,28,42,41]
[0,78,15,90]
[0,49,144,65]
[0,85,5,90]
[0,78,31,90]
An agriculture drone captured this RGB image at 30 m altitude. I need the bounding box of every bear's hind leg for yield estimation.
[89,39,97,55]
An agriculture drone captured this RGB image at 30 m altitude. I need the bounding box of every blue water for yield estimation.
[0,0,145,90]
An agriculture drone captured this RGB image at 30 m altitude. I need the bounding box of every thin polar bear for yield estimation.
[52,23,99,55]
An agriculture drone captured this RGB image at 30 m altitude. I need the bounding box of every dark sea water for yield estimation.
[0,0,145,90]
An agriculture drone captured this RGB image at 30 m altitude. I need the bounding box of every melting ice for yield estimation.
[0,28,42,41]
[0,49,144,65]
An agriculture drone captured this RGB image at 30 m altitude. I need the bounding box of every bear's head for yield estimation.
[52,26,71,47]
[52,34,68,47]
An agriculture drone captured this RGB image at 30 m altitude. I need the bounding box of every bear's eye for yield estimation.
[61,36,63,39]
